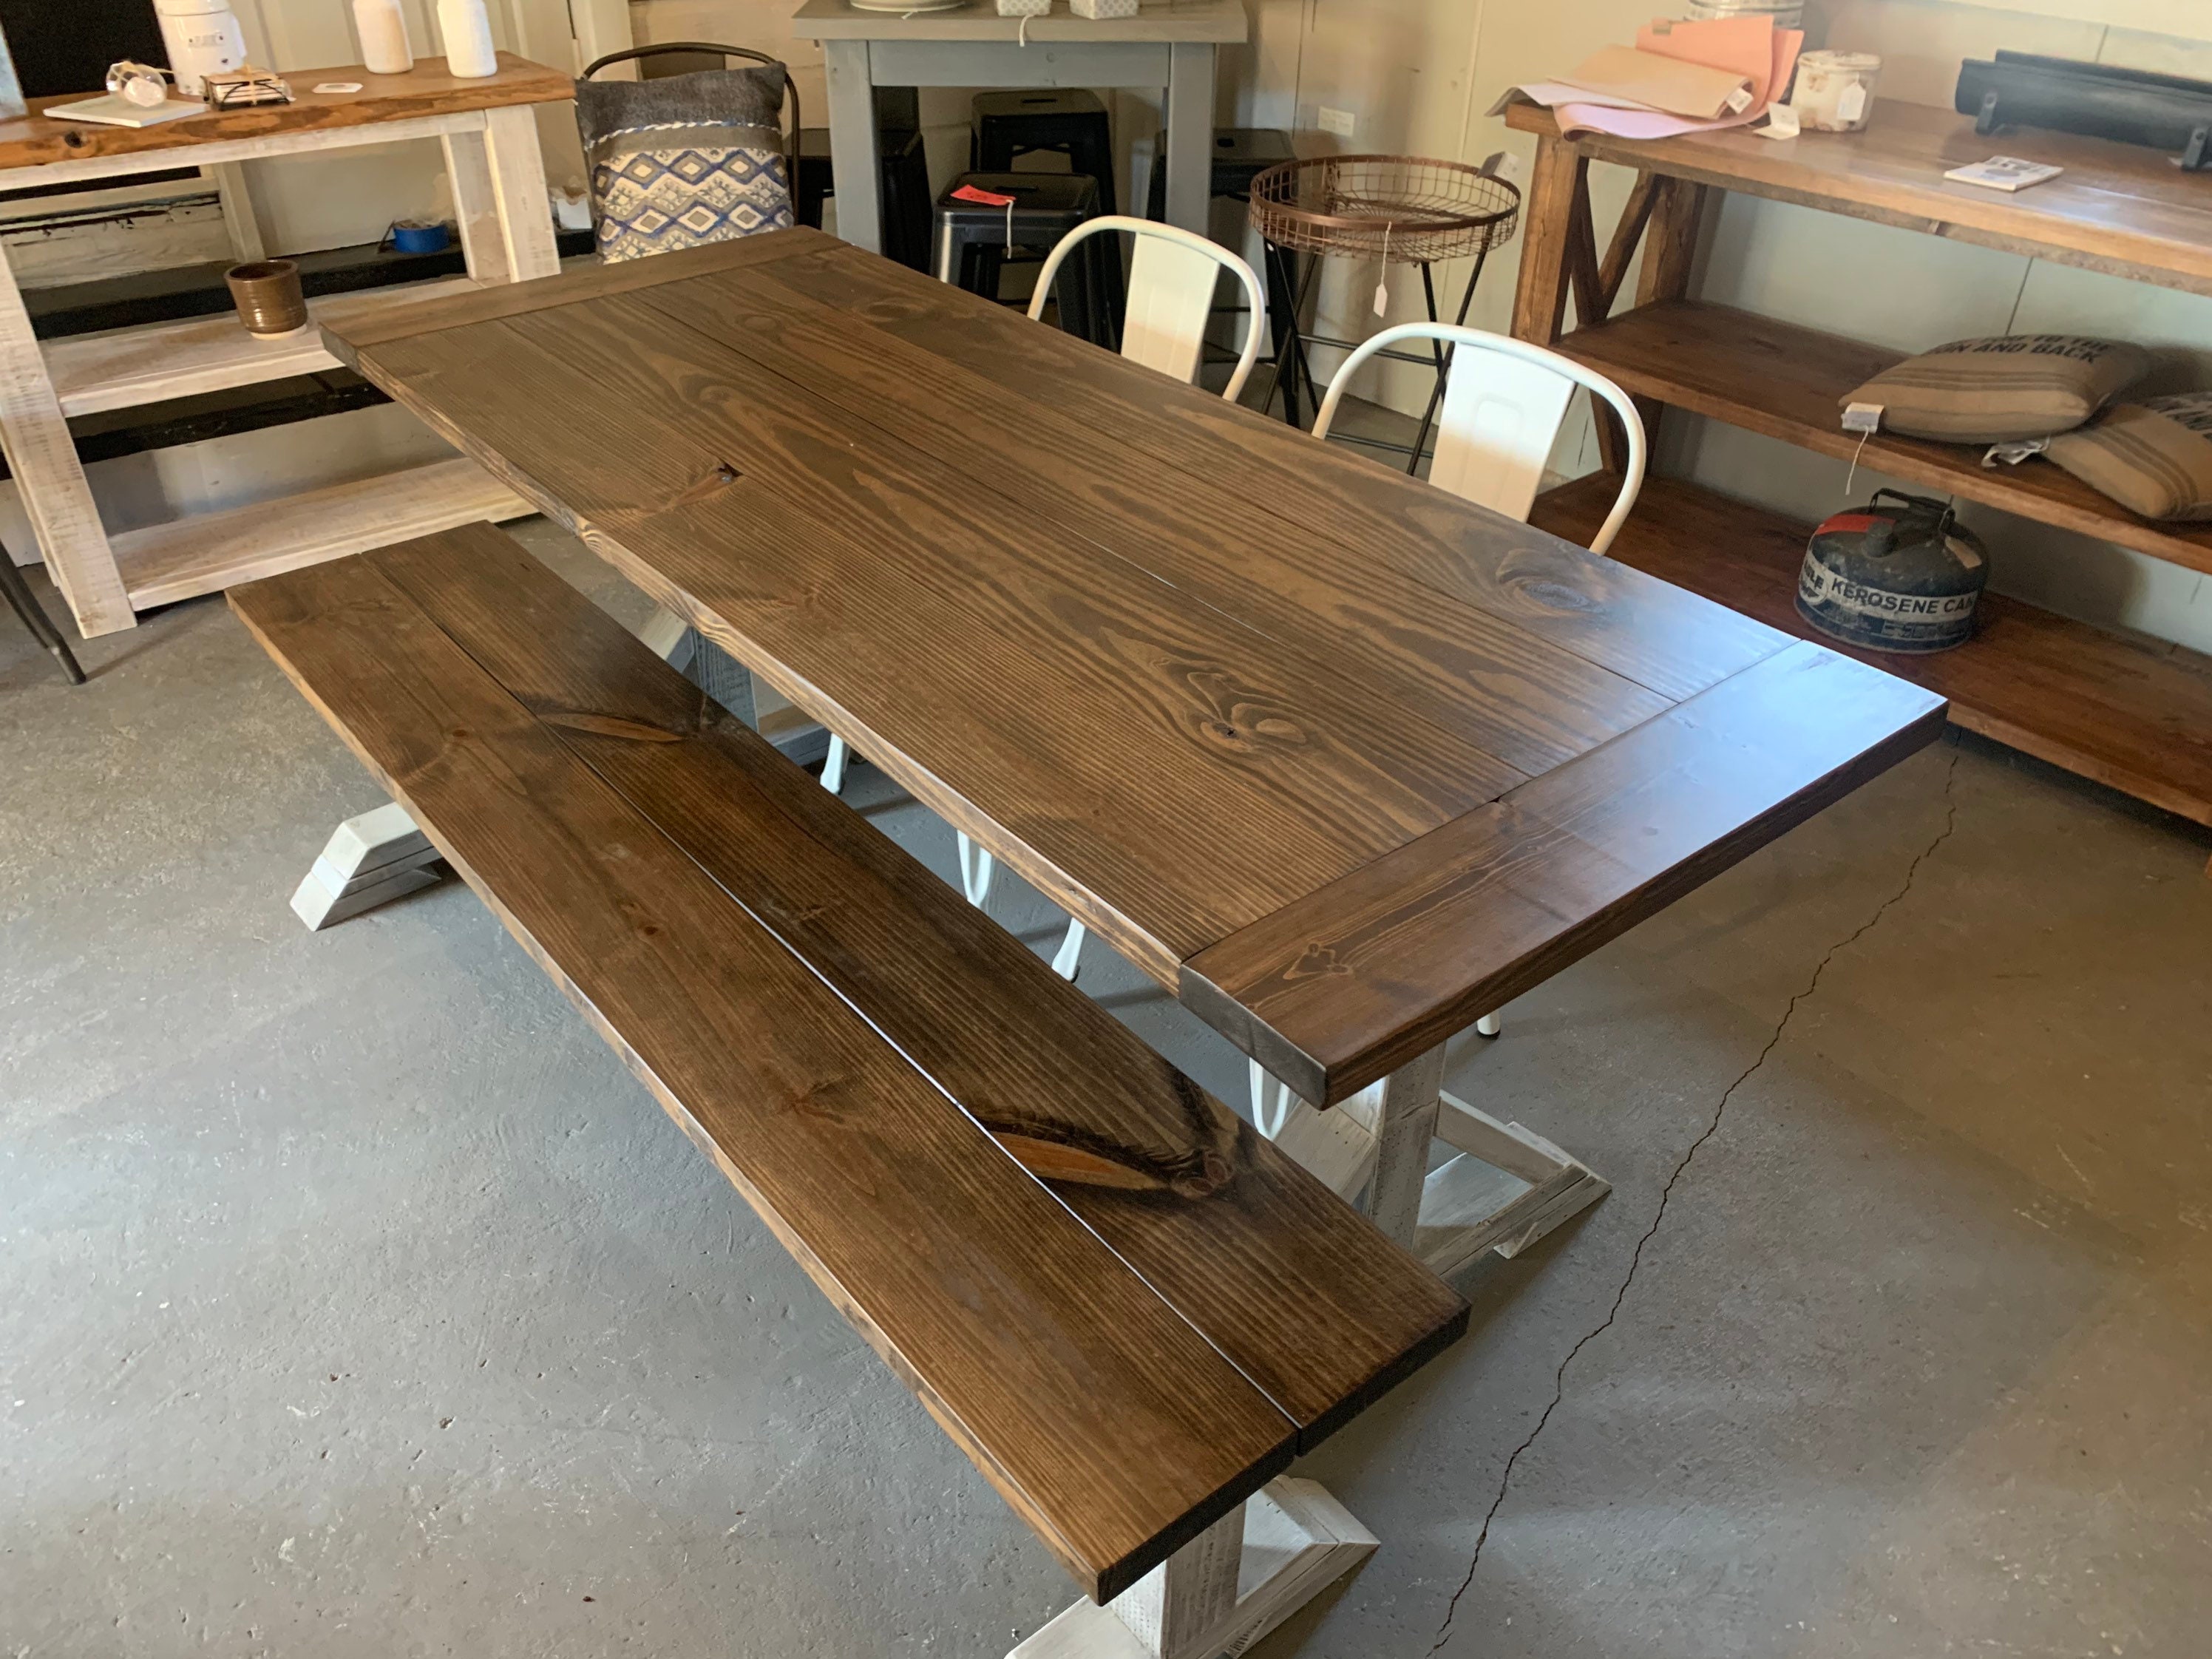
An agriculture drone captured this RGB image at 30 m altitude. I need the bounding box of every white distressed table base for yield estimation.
[1011,1479,1375,1659]
[290,801,446,930]
[1269,1049,1609,1275]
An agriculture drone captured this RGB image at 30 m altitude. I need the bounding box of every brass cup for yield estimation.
[225,259,309,337]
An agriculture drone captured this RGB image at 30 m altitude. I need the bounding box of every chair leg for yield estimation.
[0,547,86,685]
[957,832,995,906]
[1051,917,1085,980]
[820,733,849,794]
[1248,1057,1294,1140]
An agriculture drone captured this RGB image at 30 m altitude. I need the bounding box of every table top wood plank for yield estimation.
[1182,642,1948,1104]
[1502,100,2212,298]
[0,54,571,176]
[631,262,1676,777]
[368,522,1469,1445]
[319,228,1946,1097]
[515,288,1525,837]
[774,237,1794,704]
[344,294,1533,972]
[230,552,1296,1602]
[349,319,1405,976]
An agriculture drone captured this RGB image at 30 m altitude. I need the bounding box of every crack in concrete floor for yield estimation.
[1428,739,1964,1655]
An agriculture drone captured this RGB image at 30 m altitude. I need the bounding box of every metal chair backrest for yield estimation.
[1028,215,1268,401]
[582,42,801,208]
[1313,323,1646,555]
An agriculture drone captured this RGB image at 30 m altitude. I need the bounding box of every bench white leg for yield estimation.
[1475,1011,1502,1038]
[291,801,445,930]
[1010,1479,1377,1659]
[1254,1043,1609,1266]
[821,733,849,794]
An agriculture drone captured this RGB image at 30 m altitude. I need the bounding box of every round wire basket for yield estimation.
[1248,155,1521,265]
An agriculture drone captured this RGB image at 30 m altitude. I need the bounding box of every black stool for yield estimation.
[1146,127,1296,386]
[1,545,86,685]
[796,125,932,271]
[973,89,1117,214]
[972,91,1124,342]
[934,173,1107,345]
[1144,126,1293,218]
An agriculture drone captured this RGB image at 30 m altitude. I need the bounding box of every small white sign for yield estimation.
[1944,155,2065,192]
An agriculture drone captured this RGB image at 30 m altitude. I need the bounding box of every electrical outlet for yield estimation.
[1317,106,1356,138]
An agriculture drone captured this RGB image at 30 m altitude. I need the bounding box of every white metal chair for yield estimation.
[1313,322,1646,554]
[924,214,1269,982]
[1242,325,1647,1122]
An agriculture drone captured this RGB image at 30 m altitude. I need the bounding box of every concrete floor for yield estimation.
[5,531,2211,1659]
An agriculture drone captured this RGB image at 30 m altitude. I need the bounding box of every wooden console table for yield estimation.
[1506,98,2212,841]
[0,54,569,639]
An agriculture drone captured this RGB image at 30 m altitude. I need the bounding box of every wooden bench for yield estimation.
[229,521,1470,1659]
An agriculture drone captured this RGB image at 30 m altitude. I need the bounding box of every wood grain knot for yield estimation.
[1500,571,1601,616]
[669,463,743,509]
[1286,941,1352,982]
[544,710,691,744]
[1197,705,1303,753]
[995,1135,1235,1200]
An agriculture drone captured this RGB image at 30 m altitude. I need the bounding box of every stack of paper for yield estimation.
[1492,15,1804,141]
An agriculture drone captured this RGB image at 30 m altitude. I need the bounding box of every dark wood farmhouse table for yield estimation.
[319,224,1945,1252]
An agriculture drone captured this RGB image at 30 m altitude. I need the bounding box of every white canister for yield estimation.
[155,0,248,97]
[353,0,415,75]
[438,0,500,79]
[1792,50,1882,133]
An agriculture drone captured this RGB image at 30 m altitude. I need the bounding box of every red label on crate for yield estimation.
[950,185,1018,206]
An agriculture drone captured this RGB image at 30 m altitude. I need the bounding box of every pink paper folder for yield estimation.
[1533,17,1802,141]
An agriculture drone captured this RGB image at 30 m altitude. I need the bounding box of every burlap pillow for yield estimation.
[1841,335,2149,443]
[2044,393,2212,521]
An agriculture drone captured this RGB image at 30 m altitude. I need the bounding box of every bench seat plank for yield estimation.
[365,523,1470,1449]
[230,554,1297,1603]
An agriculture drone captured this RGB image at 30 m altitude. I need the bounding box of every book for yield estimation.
[1944,155,2065,192]
[42,94,207,129]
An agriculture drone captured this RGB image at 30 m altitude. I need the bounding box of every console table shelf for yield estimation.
[1504,100,2212,844]
[0,55,569,639]
[1533,475,2212,831]
[1553,299,2212,581]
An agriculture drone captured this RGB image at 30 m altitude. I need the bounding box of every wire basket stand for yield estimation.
[1248,155,1521,472]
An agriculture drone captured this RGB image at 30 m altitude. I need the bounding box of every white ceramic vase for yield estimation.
[438,0,499,79]
[353,0,415,75]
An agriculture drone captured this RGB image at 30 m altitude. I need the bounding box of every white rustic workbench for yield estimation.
[0,53,571,638]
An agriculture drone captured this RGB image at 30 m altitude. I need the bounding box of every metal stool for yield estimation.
[1,546,86,685]
[933,173,1109,345]
[973,90,1118,214]
[1248,155,1521,470]
[972,91,1123,340]
[797,124,932,271]
[1146,127,1296,390]
[1144,126,1293,217]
